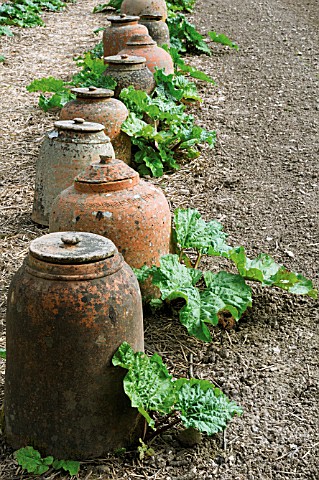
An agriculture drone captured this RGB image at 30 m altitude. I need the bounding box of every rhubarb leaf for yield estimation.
[175,379,243,435]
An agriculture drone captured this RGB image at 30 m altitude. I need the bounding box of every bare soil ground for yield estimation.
[0,0,318,478]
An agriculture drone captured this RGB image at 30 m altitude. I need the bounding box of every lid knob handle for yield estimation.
[121,54,129,59]
[88,86,97,91]
[99,154,113,165]
[120,13,126,18]
[61,234,81,246]
[73,118,85,124]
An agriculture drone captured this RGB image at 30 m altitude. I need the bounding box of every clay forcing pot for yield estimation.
[139,14,170,46]
[121,0,167,21]
[104,54,155,98]
[119,33,174,74]
[31,118,114,227]
[5,231,144,459]
[59,87,131,165]
[49,155,172,297]
[103,14,148,58]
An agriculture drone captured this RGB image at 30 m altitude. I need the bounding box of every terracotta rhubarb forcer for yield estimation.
[49,155,172,298]
[5,231,144,459]
[121,0,168,21]
[119,33,174,74]
[139,14,170,46]
[59,87,131,165]
[32,118,114,226]
[104,54,155,98]
[103,14,148,58]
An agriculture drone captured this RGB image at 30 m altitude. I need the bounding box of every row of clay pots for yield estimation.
[5,0,172,459]
[102,15,173,98]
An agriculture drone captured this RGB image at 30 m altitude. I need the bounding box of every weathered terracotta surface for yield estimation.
[49,156,172,297]
[119,33,174,74]
[59,87,131,164]
[139,15,170,46]
[32,119,115,226]
[104,54,155,98]
[121,0,167,21]
[103,14,148,58]
[5,231,144,459]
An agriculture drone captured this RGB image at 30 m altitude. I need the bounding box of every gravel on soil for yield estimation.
[0,0,318,478]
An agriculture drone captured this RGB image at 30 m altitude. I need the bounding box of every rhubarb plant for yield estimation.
[134,208,318,341]
[208,31,239,50]
[119,75,216,177]
[113,342,242,437]
[0,0,71,36]
[14,446,80,476]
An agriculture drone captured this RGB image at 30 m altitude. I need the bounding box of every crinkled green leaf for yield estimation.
[119,87,150,117]
[27,76,66,93]
[167,12,211,55]
[154,69,201,102]
[152,254,199,298]
[52,459,80,476]
[14,447,53,475]
[132,265,155,284]
[0,349,6,359]
[0,25,13,36]
[151,255,212,341]
[175,379,243,435]
[113,344,242,436]
[38,91,75,111]
[112,341,136,369]
[113,344,176,427]
[167,0,196,13]
[208,31,239,50]
[230,247,317,298]
[134,144,165,177]
[121,112,149,137]
[174,208,231,256]
[163,46,215,83]
[202,271,252,324]
[93,0,123,11]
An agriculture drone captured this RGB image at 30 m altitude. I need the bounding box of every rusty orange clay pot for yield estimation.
[121,0,167,21]
[32,118,115,227]
[119,33,174,74]
[5,231,144,459]
[59,87,131,165]
[49,155,172,296]
[103,14,148,58]
[139,14,170,46]
[104,54,155,98]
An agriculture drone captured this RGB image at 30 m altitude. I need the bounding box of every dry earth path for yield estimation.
[0,0,318,478]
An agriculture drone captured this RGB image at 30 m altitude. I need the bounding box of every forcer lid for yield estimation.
[30,232,117,264]
[54,118,105,132]
[70,86,115,98]
[75,154,139,191]
[104,54,147,65]
[140,14,163,20]
[107,13,140,23]
[126,33,156,46]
